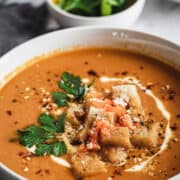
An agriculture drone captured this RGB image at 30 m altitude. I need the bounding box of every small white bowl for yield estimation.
[47,0,145,27]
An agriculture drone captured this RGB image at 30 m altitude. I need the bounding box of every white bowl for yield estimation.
[46,0,145,27]
[0,27,180,180]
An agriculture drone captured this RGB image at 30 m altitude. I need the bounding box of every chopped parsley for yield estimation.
[52,72,95,107]
[58,72,86,100]
[52,92,68,107]
[17,113,67,156]
[56,113,66,133]
[17,126,54,148]
[35,141,67,156]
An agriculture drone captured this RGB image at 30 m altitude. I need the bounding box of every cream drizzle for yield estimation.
[26,146,71,168]
[50,156,71,168]
[100,76,171,172]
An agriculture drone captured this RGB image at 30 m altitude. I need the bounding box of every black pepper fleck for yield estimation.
[121,71,128,76]
[35,169,41,175]
[6,110,12,116]
[114,72,120,76]
[170,124,177,131]
[176,114,180,119]
[12,99,17,103]
[45,169,50,174]
[87,70,99,77]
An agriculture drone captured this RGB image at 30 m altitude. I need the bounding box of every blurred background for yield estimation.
[0,0,180,56]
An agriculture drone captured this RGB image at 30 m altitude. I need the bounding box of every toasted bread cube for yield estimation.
[100,127,131,148]
[131,122,160,148]
[71,153,107,177]
[67,104,82,126]
[103,147,127,165]
[86,107,103,126]
[112,85,144,117]
[75,127,88,143]
[86,106,116,126]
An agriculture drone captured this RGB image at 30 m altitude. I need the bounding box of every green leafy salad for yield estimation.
[53,0,134,16]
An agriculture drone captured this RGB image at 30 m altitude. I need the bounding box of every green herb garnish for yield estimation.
[52,72,95,106]
[56,0,129,16]
[58,72,86,100]
[35,142,67,156]
[17,113,67,156]
[17,126,54,148]
[56,113,66,133]
[52,92,69,107]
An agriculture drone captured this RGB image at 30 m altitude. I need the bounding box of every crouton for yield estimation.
[86,106,103,126]
[100,127,131,148]
[112,85,144,117]
[75,127,88,143]
[71,153,107,177]
[67,103,84,126]
[102,147,127,165]
[131,122,160,148]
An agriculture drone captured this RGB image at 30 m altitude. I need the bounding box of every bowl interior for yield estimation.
[0,27,180,180]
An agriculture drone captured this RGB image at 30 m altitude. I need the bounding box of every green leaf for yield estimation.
[57,0,127,16]
[39,114,55,127]
[35,143,52,156]
[17,126,54,148]
[101,0,112,16]
[39,114,57,133]
[58,72,85,100]
[52,92,68,107]
[56,113,66,133]
[35,141,67,156]
[60,0,100,15]
[51,142,67,156]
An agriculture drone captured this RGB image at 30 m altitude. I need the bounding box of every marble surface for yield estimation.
[3,0,180,45]
[132,0,180,45]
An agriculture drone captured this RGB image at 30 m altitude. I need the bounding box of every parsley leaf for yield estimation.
[52,141,67,156]
[17,113,66,150]
[38,114,57,133]
[35,143,51,156]
[17,126,54,148]
[52,92,68,107]
[35,141,67,156]
[58,72,85,100]
[56,113,66,133]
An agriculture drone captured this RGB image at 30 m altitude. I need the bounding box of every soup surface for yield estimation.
[0,48,179,180]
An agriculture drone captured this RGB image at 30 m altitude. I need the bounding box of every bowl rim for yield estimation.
[0,27,180,180]
[1,26,180,62]
[46,0,145,20]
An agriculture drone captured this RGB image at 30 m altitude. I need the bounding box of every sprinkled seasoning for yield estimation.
[12,99,17,103]
[24,96,30,100]
[176,114,180,119]
[121,71,128,76]
[6,110,12,116]
[139,66,144,70]
[23,167,29,172]
[87,70,99,77]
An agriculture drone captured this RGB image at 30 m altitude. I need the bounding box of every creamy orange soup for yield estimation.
[0,48,179,180]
